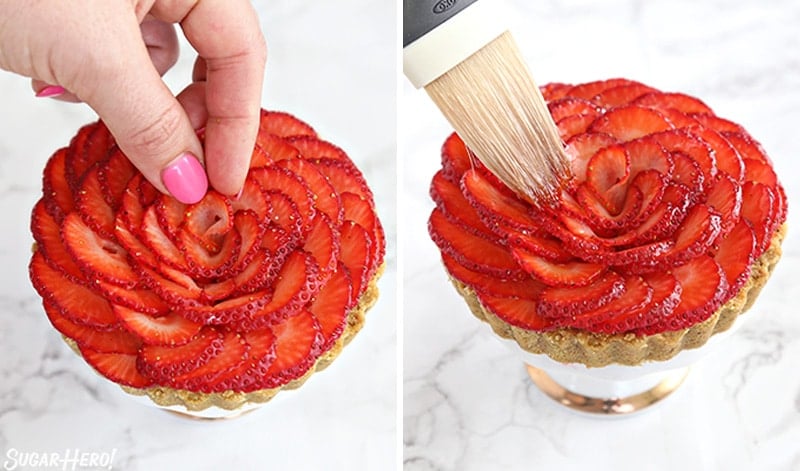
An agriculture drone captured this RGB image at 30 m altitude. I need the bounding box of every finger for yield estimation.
[74,14,207,204]
[31,80,81,102]
[141,17,179,77]
[151,0,266,196]
[176,81,209,131]
[192,56,207,82]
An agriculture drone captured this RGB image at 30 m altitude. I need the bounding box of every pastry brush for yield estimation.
[403,0,571,204]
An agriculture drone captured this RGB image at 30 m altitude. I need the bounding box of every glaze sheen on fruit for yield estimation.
[30,110,385,393]
[429,78,786,336]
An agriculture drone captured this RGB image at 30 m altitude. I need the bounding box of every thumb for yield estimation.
[79,48,208,204]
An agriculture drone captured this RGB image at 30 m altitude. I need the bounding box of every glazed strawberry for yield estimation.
[429,78,786,338]
[30,110,385,400]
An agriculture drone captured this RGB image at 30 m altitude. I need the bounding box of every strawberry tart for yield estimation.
[429,78,786,367]
[30,110,385,411]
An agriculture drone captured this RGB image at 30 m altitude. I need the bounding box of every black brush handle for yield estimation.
[403,0,479,47]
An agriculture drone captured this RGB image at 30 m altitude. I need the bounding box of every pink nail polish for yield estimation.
[35,85,66,98]
[233,187,244,201]
[161,153,208,204]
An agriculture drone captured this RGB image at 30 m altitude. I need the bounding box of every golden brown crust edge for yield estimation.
[65,264,384,411]
[451,225,785,368]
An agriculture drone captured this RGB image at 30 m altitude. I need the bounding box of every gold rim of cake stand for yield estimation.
[525,364,689,415]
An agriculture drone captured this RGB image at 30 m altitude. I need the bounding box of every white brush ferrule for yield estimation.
[403,0,508,88]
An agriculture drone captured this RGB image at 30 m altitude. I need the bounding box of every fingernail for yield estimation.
[161,153,208,204]
[233,187,244,201]
[36,85,66,98]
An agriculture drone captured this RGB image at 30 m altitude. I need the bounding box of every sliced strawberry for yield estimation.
[565,78,638,100]
[548,97,601,122]
[139,328,224,382]
[584,145,630,214]
[556,113,597,140]
[648,129,716,183]
[42,148,74,219]
[442,252,545,298]
[308,267,352,348]
[477,293,552,330]
[65,122,105,189]
[632,92,713,114]
[303,214,339,278]
[255,134,299,164]
[507,230,572,262]
[290,136,348,161]
[564,132,618,181]
[61,212,138,288]
[44,300,141,354]
[259,110,316,138]
[540,82,571,101]
[538,271,625,318]
[31,200,84,281]
[339,222,371,298]
[690,113,745,133]
[566,275,653,330]
[95,281,169,315]
[685,127,744,182]
[97,149,135,208]
[440,132,472,183]
[139,205,187,270]
[30,252,117,328]
[722,131,769,163]
[430,171,494,238]
[80,347,152,388]
[740,182,775,255]
[592,83,658,108]
[601,272,681,333]
[743,158,778,187]
[244,251,320,328]
[341,192,376,231]
[115,305,203,346]
[231,177,270,220]
[461,169,534,231]
[277,158,344,225]
[251,166,315,232]
[213,328,277,392]
[705,174,742,232]
[713,219,755,293]
[640,256,727,334]
[172,331,250,392]
[429,209,522,279]
[671,151,704,193]
[76,166,116,239]
[512,246,604,287]
[589,106,673,142]
[313,158,374,202]
[262,309,323,388]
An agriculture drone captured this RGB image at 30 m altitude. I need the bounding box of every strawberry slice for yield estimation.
[565,275,653,330]
[172,331,250,392]
[30,252,117,329]
[302,215,339,279]
[548,97,601,122]
[649,129,716,184]
[430,171,494,239]
[440,132,472,183]
[255,134,299,165]
[556,113,597,141]
[723,131,769,163]
[115,305,203,346]
[442,252,544,299]
[477,293,552,330]
[705,174,742,232]
[313,158,374,202]
[538,271,625,318]
[640,256,727,334]
[277,158,343,225]
[65,122,107,189]
[341,192,376,232]
[429,209,522,279]
[589,106,673,142]
[259,110,316,139]
[95,281,169,315]
[685,127,744,182]
[632,92,713,114]
[713,219,755,293]
[42,148,74,220]
[308,267,352,348]
[540,82,571,101]
[213,328,277,392]
[740,182,775,255]
[262,310,323,388]
[592,83,658,108]
[31,200,84,281]
[80,347,152,388]
[585,144,630,214]
[690,113,745,134]
[290,136,349,161]
[62,212,139,288]
[244,251,320,328]
[251,167,315,233]
[339,222,371,298]
[512,246,604,287]
[76,166,116,239]
[564,132,618,181]
[139,328,224,382]
[507,230,572,262]
[565,78,637,100]
[44,300,141,354]
[97,149,135,208]
[602,272,681,333]
[743,158,778,187]
[461,169,534,231]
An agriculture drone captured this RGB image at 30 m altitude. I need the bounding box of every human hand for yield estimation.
[0,0,267,203]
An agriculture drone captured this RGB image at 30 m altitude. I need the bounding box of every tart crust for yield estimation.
[65,264,384,411]
[450,226,785,368]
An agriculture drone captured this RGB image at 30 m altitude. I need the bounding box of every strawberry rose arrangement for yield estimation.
[429,78,785,367]
[30,110,385,411]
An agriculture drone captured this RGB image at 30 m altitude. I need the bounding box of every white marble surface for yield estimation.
[0,1,395,470]
[403,1,800,470]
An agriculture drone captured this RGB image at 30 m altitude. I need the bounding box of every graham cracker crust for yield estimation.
[66,264,384,411]
[451,226,785,368]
